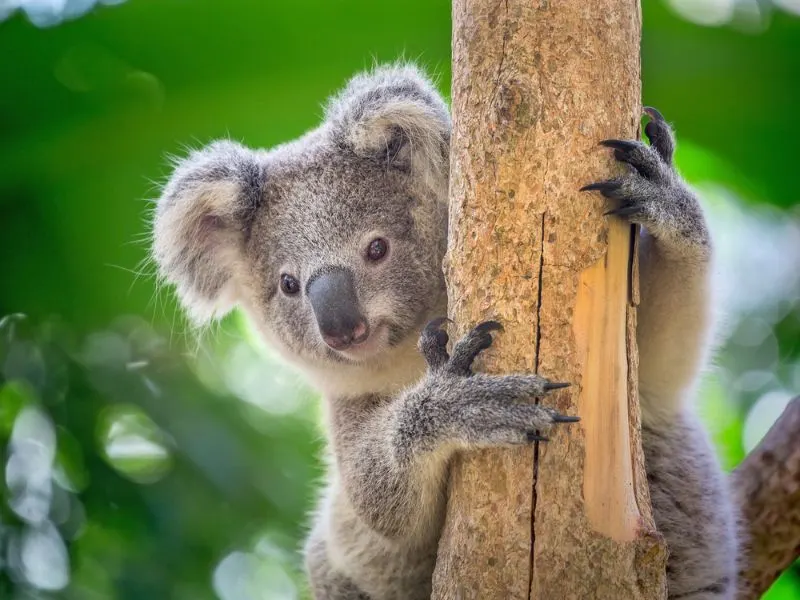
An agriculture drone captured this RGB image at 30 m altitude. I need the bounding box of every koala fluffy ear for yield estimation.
[325,64,451,190]
[152,140,263,324]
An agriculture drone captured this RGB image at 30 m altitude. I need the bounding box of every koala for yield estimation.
[151,64,738,599]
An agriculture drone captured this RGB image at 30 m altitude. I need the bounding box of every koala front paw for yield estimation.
[417,318,578,446]
[580,107,710,250]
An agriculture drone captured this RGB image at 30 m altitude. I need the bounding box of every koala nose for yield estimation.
[306,267,370,350]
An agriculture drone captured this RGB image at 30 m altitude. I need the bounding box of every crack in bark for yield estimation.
[528,211,547,600]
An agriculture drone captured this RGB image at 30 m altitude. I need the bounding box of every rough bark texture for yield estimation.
[431,1,668,599]
[733,397,800,599]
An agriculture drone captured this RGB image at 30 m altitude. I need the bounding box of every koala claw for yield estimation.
[473,320,504,334]
[544,381,571,391]
[643,105,665,122]
[605,201,645,219]
[419,317,451,370]
[643,107,675,165]
[423,316,452,348]
[420,318,504,376]
[581,181,647,220]
[526,431,550,442]
[447,320,503,377]
[599,139,640,153]
[580,179,622,195]
[552,413,580,423]
[424,316,452,332]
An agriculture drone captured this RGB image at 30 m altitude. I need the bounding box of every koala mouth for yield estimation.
[320,319,370,351]
[333,321,390,361]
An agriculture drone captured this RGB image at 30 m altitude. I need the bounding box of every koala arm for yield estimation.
[627,113,714,422]
[326,321,575,541]
[582,110,738,599]
[637,230,712,420]
[584,111,713,420]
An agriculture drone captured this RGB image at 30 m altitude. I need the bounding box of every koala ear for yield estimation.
[152,140,263,324]
[325,64,451,188]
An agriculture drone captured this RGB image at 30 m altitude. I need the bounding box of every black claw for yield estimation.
[474,320,504,334]
[476,335,493,353]
[605,204,641,218]
[424,316,451,332]
[424,316,451,338]
[580,180,621,194]
[643,106,665,122]
[470,321,503,353]
[612,149,633,164]
[543,382,570,391]
[423,316,451,350]
[527,432,550,443]
[599,139,639,152]
[552,414,581,423]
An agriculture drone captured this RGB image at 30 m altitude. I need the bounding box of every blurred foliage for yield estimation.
[0,0,799,598]
[0,313,321,599]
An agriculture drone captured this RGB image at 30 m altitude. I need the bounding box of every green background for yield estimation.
[1,0,798,598]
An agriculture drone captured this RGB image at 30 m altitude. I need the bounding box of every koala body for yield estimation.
[152,65,738,599]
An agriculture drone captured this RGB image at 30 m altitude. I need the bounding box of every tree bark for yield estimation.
[733,397,800,599]
[431,1,668,599]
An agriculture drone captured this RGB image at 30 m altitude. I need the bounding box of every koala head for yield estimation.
[152,64,451,376]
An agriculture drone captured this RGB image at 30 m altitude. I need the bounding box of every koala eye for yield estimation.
[366,238,389,262]
[280,274,301,295]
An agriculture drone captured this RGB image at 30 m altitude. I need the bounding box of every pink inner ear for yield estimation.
[200,213,225,231]
[193,213,226,245]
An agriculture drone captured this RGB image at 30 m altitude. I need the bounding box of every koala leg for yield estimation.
[644,416,738,599]
[582,108,738,599]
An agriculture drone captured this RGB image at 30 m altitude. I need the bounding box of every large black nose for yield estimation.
[306,267,370,350]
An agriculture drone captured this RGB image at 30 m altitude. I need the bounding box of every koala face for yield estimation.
[240,144,448,368]
[152,64,451,372]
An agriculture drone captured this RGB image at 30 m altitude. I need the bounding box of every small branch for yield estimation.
[733,397,800,599]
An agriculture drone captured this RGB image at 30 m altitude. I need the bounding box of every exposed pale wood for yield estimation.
[431,1,668,598]
[733,397,800,600]
[573,225,640,542]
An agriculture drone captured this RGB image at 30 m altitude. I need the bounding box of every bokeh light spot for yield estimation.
[19,521,70,591]
[97,405,173,484]
[742,389,794,453]
[667,0,736,26]
[0,0,128,27]
[213,550,298,600]
[6,406,56,525]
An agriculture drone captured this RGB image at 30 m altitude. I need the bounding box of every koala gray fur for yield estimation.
[151,64,738,599]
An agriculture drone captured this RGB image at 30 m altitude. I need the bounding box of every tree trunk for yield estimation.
[431,1,668,599]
